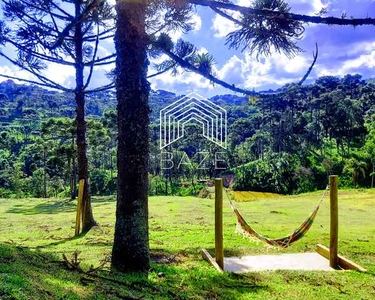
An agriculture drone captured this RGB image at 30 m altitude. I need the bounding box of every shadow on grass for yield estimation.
[0,243,83,299]
[0,243,268,300]
[37,231,89,249]
[6,199,77,215]
[6,196,117,216]
[91,196,116,204]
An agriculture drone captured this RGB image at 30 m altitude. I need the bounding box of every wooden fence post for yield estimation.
[75,179,85,236]
[215,178,224,270]
[329,175,339,269]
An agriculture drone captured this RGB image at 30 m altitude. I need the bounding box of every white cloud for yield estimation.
[211,0,249,38]
[0,65,33,84]
[216,49,310,90]
[148,46,314,97]
[41,63,75,87]
[191,14,202,31]
[0,62,75,88]
[149,66,213,91]
[296,0,327,14]
[318,45,375,76]
[212,13,239,38]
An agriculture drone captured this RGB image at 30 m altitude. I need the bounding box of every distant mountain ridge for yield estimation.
[0,80,248,122]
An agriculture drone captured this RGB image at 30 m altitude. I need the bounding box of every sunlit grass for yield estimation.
[0,189,375,299]
[230,190,281,202]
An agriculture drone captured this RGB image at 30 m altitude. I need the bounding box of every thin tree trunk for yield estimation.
[76,91,95,231]
[43,146,47,198]
[112,0,150,273]
[71,137,77,200]
[110,151,113,180]
[74,0,96,233]
[68,156,72,198]
[165,177,168,196]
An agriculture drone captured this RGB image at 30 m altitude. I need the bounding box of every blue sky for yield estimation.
[1,0,375,98]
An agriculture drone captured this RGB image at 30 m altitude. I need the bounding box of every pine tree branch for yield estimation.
[49,7,63,38]
[17,0,73,21]
[84,25,100,90]
[94,60,116,66]
[3,0,68,37]
[0,74,74,92]
[82,27,115,42]
[162,43,318,96]
[49,0,104,50]
[210,6,242,26]
[0,52,72,92]
[83,34,115,42]
[85,83,115,94]
[5,39,75,66]
[49,0,74,19]
[298,43,318,86]
[84,54,116,66]
[147,63,177,78]
[190,0,375,26]
[163,49,256,95]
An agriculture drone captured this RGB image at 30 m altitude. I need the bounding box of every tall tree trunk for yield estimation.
[110,151,113,180]
[76,91,96,232]
[43,146,47,198]
[71,137,77,200]
[112,0,150,272]
[68,156,72,198]
[74,0,96,232]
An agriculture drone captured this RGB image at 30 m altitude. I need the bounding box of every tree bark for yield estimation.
[71,136,77,200]
[74,0,96,233]
[76,91,96,231]
[43,146,47,198]
[112,0,150,272]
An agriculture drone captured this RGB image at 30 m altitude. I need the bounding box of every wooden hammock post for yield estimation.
[74,179,85,236]
[215,178,224,270]
[329,175,339,269]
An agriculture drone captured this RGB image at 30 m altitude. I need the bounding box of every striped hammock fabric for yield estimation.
[225,187,328,248]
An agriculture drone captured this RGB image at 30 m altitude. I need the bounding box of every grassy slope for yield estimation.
[0,190,374,299]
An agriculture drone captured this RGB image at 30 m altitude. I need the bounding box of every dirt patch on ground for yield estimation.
[150,252,186,264]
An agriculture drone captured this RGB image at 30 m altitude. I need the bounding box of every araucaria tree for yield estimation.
[0,0,115,232]
[112,0,375,272]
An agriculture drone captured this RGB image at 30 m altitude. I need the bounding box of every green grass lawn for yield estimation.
[0,189,374,299]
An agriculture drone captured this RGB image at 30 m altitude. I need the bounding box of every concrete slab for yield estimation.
[224,253,334,272]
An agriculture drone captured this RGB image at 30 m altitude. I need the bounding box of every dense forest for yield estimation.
[0,74,374,198]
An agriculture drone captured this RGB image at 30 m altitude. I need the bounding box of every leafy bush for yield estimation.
[232,152,300,194]
[90,170,115,195]
[0,187,13,198]
[175,184,205,196]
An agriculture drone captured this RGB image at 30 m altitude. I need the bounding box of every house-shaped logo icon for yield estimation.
[159,92,227,150]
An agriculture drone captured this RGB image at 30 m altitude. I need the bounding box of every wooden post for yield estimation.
[329,175,339,269]
[215,178,224,270]
[75,179,85,236]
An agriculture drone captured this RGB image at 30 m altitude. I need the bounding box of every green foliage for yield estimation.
[1,74,375,198]
[175,183,205,196]
[0,187,13,198]
[90,170,116,196]
[226,0,304,58]
[233,152,300,194]
[342,155,368,188]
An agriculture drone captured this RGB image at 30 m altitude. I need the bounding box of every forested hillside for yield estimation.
[0,74,374,198]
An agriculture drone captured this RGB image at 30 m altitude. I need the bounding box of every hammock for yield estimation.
[224,187,329,248]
